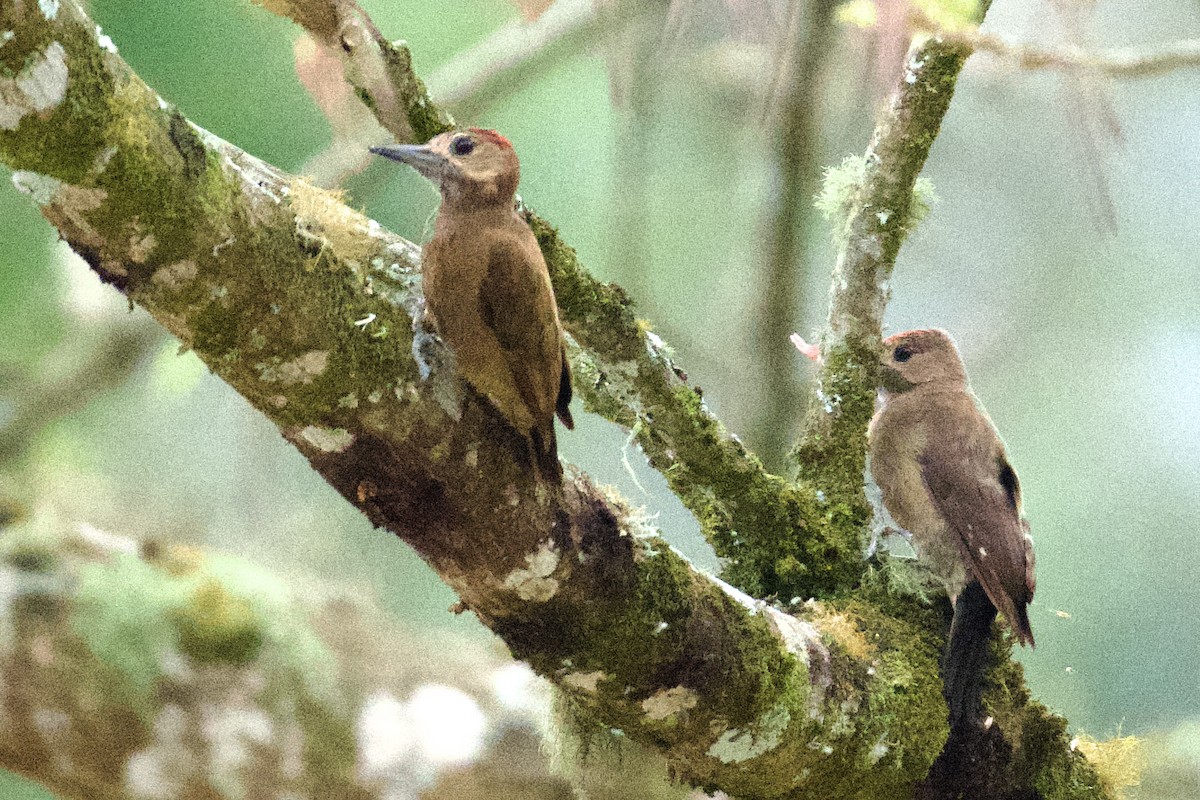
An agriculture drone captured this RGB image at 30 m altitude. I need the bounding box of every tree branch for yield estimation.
[951,29,1200,80]
[793,24,988,516]
[0,3,954,796]
[249,0,865,601]
[251,0,453,142]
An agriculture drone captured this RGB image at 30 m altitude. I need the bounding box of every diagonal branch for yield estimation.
[252,0,453,142]
[250,0,865,601]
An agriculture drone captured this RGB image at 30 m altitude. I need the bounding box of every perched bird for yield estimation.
[867,329,1035,734]
[371,129,574,474]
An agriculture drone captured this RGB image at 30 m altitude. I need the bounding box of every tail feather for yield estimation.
[556,355,574,429]
[530,426,563,481]
[943,580,998,736]
[1012,603,1035,648]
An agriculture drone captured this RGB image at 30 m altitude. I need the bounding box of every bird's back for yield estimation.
[424,209,567,450]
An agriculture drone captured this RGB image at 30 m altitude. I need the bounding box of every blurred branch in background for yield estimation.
[292,33,391,187]
[750,0,839,472]
[958,31,1200,78]
[601,1,669,309]
[0,314,160,466]
[0,515,615,800]
[427,0,638,119]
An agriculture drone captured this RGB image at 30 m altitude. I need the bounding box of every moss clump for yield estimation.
[172,578,265,666]
[6,541,55,573]
[1073,733,1144,799]
[0,21,116,182]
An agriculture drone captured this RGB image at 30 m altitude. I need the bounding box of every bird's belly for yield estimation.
[873,454,969,595]
[908,524,969,597]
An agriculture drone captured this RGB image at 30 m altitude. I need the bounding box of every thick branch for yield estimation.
[0,3,951,796]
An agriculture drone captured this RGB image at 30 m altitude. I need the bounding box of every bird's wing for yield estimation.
[556,348,574,430]
[478,237,565,441]
[919,431,1036,646]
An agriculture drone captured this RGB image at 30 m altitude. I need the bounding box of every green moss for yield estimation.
[529,212,642,362]
[294,687,363,797]
[72,554,189,717]
[171,578,265,665]
[6,541,55,573]
[72,549,338,718]
[0,22,115,181]
[816,155,867,244]
[0,497,29,528]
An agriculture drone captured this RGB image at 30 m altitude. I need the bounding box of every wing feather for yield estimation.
[478,238,568,447]
[920,441,1035,646]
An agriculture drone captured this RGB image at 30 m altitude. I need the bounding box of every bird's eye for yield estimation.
[450,136,475,156]
[893,345,913,363]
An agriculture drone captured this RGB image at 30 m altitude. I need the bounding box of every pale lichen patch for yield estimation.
[711,575,758,614]
[96,26,118,54]
[561,670,606,693]
[39,0,59,19]
[12,170,62,205]
[763,605,821,664]
[502,540,560,602]
[298,426,355,453]
[0,41,68,129]
[128,229,157,264]
[706,702,792,764]
[12,173,107,247]
[641,686,697,721]
[258,350,329,385]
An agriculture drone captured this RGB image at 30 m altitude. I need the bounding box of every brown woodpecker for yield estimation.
[371,129,574,474]
[867,329,1036,733]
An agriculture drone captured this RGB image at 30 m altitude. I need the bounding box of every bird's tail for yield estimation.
[942,580,998,736]
[530,426,563,481]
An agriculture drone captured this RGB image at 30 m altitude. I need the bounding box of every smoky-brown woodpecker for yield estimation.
[867,329,1036,734]
[371,129,574,474]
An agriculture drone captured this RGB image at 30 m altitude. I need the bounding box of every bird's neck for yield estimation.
[435,198,518,232]
[883,379,970,404]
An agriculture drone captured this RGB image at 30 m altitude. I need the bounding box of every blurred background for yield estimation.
[1,0,1198,796]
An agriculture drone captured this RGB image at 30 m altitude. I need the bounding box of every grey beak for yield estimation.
[370,144,447,180]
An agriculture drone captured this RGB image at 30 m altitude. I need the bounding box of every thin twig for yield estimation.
[426,0,606,117]
[973,33,1200,79]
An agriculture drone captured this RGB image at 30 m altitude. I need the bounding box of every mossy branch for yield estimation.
[251,0,452,143]
[0,3,960,796]
[792,16,992,525]
[249,0,865,601]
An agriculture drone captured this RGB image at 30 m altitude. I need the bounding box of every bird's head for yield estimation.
[371,129,520,208]
[879,329,968,393]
